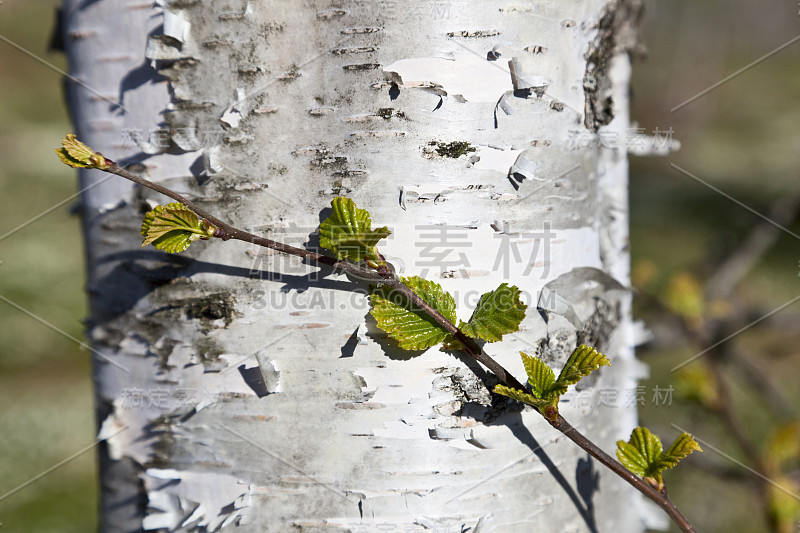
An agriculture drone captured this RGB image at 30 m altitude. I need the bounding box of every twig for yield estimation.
[377,276,527,391]
[554,417,697,533]
[107,162,528,391]
[107,163,377,280]
[102,159,696,533]
[647,286,780,532]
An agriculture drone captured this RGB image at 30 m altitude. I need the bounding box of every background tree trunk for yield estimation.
[64,1,656,531]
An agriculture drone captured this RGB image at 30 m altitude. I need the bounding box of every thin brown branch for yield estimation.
[661,298,777,531]
[107,160,530,391]
[107,163,382,281]
[554,417,697,533]
[101,159,696,533]
[378,276,528,391]
[108,161,528,390]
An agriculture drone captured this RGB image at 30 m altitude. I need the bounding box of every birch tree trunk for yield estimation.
[63,1,655,531]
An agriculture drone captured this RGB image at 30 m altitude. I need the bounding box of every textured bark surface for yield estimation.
[65,1,656,531]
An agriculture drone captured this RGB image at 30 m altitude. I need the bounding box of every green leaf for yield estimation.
[492,353,562,420]
[659,432,703,470]
[55,134,111,169]
[521,352,562,399]
[460,283,527,342]
[140,203,216,253]
[318,197,391,263]
[493,384,554,410]
[499,347,609,419]
[556,344,611,388]
[497,346,612,422]
[369,276,456,350]
[441,329,464,351]
[616,427,701,491]
[616,427,664,479]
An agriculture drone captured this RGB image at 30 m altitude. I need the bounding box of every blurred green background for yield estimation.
[0,1,797,532]
[631,2,800,532]
[0,1,96,532]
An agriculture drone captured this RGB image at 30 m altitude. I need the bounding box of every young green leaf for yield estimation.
[55,134,111,170]
[494,348,606,420]
[521,352,562,399]
[616,427,701,491]
[140,203,216,253]
[493,384,554,410]
[460,283,526,342]
[491,352,565,420]
[318,197,391,264]
[616,427,664,478]
[369,276,456,350]
[659,432,703,469]
[556,344,611,388]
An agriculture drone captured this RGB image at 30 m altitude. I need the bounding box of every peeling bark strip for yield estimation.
[583,0,646,131]
[67,1,650,531]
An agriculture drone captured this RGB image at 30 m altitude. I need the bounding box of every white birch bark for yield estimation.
[63,1,660,531]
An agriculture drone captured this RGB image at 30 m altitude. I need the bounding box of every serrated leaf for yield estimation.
[55,134,111,169]
[460,283,527,342]
[616,440,656,485]
[369,276,456,350]
[616,427,664,479]
[520,352,562,399]
[617,427,701,491]
[659,433,702,470]
[318,197,390,262]
[495,353,563,420]
[501,346,609,418]
[140,203,216,253]
[493,384,554,410]
[556,344,611,388]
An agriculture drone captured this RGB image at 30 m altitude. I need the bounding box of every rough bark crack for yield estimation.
[583,0,645,131]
